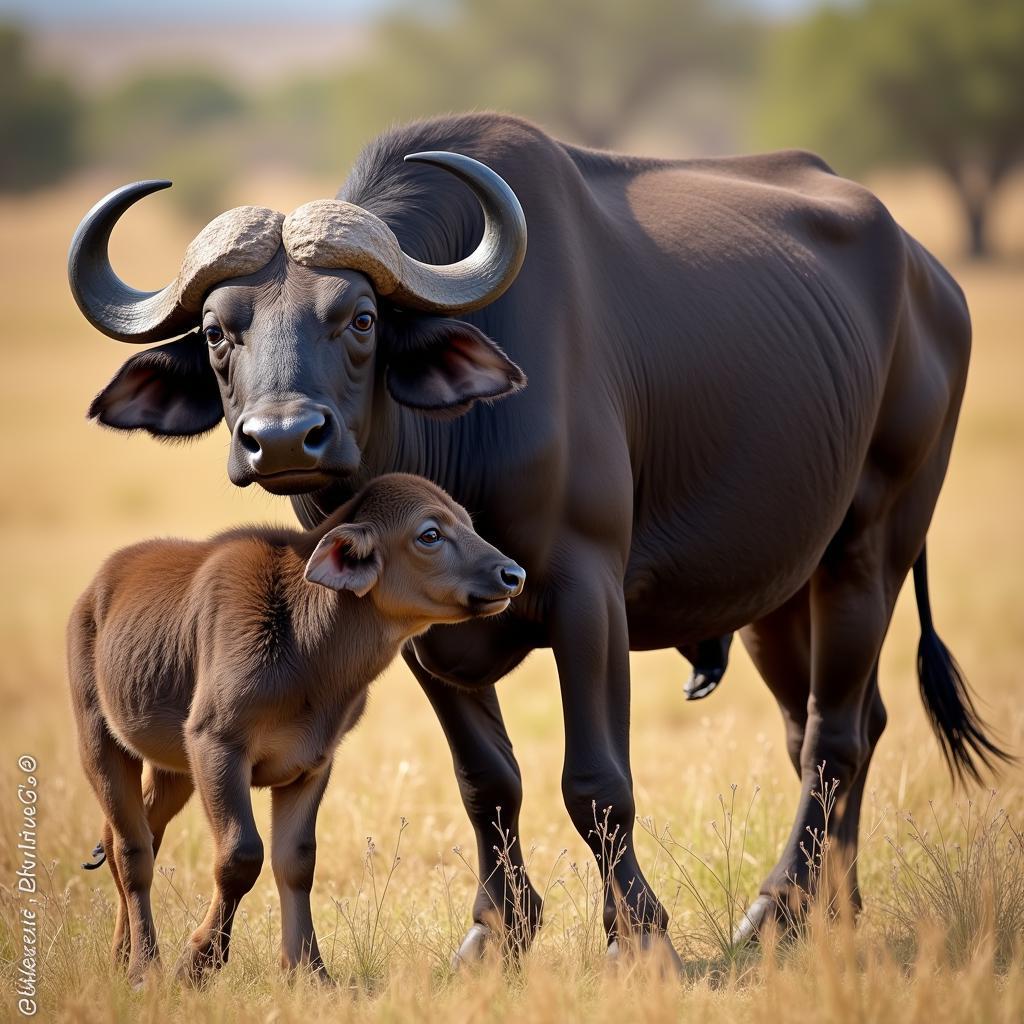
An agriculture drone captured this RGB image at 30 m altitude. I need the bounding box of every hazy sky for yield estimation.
[0,0,817,24]
[1,0,390,21]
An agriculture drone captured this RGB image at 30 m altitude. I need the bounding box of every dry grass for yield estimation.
[0,168,1022,1023]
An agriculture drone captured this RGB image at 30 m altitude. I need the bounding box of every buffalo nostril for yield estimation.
[303,416,330,453]
[239,423,261,455]
[236,407,333,475]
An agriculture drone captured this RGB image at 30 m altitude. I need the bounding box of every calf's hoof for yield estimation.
[176,960,209,989]
[451,923,492,970]
[126,959,161,991]
[606,931,683,976]
[684,666,724,701]
[177,941,221,988]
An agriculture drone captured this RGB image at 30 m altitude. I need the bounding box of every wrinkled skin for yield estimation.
[85,113,1001,964]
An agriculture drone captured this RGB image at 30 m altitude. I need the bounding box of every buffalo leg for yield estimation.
[550,544,680,967]
[736,531,892,941]
[833,668,887,912]
[404,650,542,964]
[740,585,812,776]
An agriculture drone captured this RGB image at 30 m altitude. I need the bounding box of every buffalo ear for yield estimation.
[88,331,223,438]
[304,523,382,597]
[384,316,526,417]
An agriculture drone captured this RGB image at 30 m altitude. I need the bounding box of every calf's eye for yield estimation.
[417,528,442,546]
[204,325,225,346]
[352,312,375,333]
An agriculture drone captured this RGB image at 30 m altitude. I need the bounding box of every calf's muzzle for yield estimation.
[497,563,526,595]
[469,560,526,611]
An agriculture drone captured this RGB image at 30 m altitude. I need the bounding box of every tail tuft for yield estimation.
[914,548,1014,785]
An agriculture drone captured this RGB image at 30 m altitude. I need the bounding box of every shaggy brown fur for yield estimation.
[67,473,524,985]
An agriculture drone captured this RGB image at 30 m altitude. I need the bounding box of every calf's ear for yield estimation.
[384,316,526,417]
[88,332,223,438]
[304,523,382,597]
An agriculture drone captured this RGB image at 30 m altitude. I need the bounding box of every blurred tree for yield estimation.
[267,0,759,173]
[0,24,81,191]
[89,71,249,223]
[755,0,1024,258]
[386,0,757,149]
[101,71,243,131]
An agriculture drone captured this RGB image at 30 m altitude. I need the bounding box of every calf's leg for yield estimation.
[69,609,155,975]
[271,769,331,980]
[181,737,263,984]
[143,766,193,858]
[100,819,131,968]
[79,718,159,981]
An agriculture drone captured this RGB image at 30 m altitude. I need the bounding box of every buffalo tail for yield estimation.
[913,545,1014,784]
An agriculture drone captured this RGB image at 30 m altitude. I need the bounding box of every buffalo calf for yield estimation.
[68,473,524,985]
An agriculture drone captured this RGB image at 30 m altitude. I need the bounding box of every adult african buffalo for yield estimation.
[68,113,1007,965]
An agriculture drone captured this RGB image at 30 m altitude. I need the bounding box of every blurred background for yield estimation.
[2,0,1023,255]
[0,1,1021,1015]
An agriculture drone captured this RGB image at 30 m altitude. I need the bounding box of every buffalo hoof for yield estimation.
[289,963,334,987]
[732,894,799,946]
[606,932,683,976]
[684,666,724,701]
[450,923,492,970]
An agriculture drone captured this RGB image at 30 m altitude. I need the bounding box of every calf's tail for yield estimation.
[82,840,106,870]
[913,545,1013,784]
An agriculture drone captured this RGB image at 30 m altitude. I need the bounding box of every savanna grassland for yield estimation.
[0,168,1022,1023]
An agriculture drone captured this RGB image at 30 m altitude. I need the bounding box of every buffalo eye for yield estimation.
[352,312,375,333]
[416,527,442,547]
[204,325,225,347]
